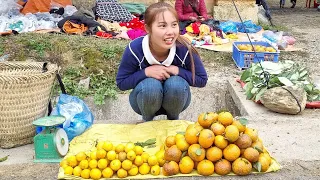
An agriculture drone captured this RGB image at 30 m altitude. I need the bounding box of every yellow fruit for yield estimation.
[260,152,272,165]
[206,146,223,162]
[64,166,73,175]
[118,152,127,162]
[90,168,102,180]
[258,155,270,172]
[96,141,105,150]
[141,152,150,163]
[67,155,78,167]
[102,141,114,151]
[214,135,228,149]
[244,128,258,142]
[218,111,233,126]
[102,167,113,178]
[60,159,68,167]
[224,125,240,142]
[155,150,166,166]
[176,137,190,152]
[175,133,185,142]
[134,145,144,155]
[210,123,225,136]
[179,156,194,174]
[122,159,133,171]
[125,142,135,153]
[107,150,117,161]
[232,158,252,175]
[134,155,143,166]
[165,136,176,148]
[96,149,107,159]
[139,163,150,175]
[90,151,97,160]
[128,165,139,176]
[150,165,160,175]
[223,144,240,162]
[89,159,98,169]
[117,168,128,178]
[232,120,246,132]
[76,152,87,162]
[73,166,82,177]
[197,160,215,176]
[252,140,264,152]
[80,169,90,179]
[110,159,122,171]
[127,150,136,161]
[148,155,158,166]
[115,144,125,153]
[79,159,89,170]
[98,159,108,169]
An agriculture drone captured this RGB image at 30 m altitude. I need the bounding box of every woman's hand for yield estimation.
[145,65,171,81]
[165,65,179,76]
[198,16,205,22]
[189,16,197,22]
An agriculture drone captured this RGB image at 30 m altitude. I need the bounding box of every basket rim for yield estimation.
[0,62,58,78]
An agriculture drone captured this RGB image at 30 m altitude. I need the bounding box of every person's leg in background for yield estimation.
[280,0,286,8]
[291,0,296,8]
[162,76,191,120]
[129,78,163,121]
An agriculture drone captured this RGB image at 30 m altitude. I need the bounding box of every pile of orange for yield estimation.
[60,141,165,179]
[162,111,273,176]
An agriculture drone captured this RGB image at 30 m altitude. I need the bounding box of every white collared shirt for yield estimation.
[142,35,176,67]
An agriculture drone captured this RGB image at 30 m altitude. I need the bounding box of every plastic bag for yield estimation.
[0,0,22,16]
[51,94,94,141]
[237,20,262,33]
[219,21,238,33]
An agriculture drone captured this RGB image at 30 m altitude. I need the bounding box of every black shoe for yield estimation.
[291,2,296,8]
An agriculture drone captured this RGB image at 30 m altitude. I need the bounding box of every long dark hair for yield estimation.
[144,2,199,85]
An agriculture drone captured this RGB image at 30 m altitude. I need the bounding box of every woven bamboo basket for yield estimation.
[0,62,58,148]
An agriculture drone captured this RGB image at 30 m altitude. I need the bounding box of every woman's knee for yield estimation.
[163,76,190,94]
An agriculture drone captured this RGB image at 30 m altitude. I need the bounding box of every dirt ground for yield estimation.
[1,1,320,180]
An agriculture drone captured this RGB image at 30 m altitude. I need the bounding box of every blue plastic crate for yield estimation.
[232,41,280,69]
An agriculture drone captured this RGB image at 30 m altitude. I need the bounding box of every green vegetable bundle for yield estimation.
[240,61,320,102]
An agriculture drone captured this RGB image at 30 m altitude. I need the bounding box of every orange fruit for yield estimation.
[214,135,228,149]
[224,125,239,143]
[179,156,194,174]
[197,160,215,176]
[197,112,218,128]
[165,136,176,148]
[235,134,252,149]
[232,120,246,132]
[251,140,263,152]
[244,127,258,142]
[188,144,205,162]
[218,112,233,126]
[206,146,222,162]
[164,145,182,163]
[162,161,179,176]
[198,129,215,149]
[210,123,225,135]
[232,158,252,175]
[223,144,240,162]
[243,147,259,163]
[214,159,231,175]
[185,127,200,145]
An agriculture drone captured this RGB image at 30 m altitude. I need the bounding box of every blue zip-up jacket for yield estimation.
[116,36,208,91]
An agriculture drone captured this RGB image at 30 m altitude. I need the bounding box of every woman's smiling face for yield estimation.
[147,10,179,52]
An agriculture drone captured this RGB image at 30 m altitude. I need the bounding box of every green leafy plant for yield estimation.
[240,61,320,102]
